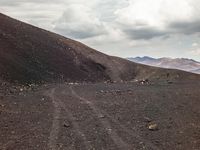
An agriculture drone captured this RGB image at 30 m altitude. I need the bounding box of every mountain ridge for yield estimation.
[127,56,200,74]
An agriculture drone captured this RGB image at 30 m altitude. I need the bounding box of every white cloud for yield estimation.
[115,0,197,28]
[190,48,200,55]
[54,4,106,39]
[114,0,200,40]
[1,0,200,60]
[192,43,198,47]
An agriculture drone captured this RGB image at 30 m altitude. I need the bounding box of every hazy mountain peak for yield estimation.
[128,56,200,74]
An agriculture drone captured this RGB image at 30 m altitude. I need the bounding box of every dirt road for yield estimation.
[0,82,200,150]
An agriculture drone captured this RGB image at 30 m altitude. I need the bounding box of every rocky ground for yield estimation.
[0,81,200,150]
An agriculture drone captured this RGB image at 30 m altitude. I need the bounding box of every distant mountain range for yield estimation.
[127,56,200,74]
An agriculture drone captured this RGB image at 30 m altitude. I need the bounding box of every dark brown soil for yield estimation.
[0,81,200,150]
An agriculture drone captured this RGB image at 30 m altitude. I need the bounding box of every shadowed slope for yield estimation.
[0,13,110,83]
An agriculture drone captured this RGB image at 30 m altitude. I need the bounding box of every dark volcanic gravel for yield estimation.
[0,81,200,150]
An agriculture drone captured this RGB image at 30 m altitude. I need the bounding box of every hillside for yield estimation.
[127,56,200,74]
[0,13,200,85]
[191,68,200,74]
[0,13,136,83]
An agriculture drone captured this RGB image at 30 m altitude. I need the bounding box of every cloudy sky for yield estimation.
[1,0,200,61]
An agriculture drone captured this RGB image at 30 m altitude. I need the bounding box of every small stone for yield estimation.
[139,142,143,145]
[148,123,159,131]
[98,114,105,118]
[179,131,184,134]
[64,122,70,128]
[167,81,173,84]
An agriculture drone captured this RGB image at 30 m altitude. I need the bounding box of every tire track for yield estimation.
[99,110,159,150]
[50,88,93,150]
[56,99,93,150]
[69,86,131,150]
[94,92,160,150]
[68,86,159,150]
[46,88,61,150]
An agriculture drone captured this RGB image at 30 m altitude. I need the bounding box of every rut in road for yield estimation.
[69,87,132,150]
[48,88,93,150]
[68,86,160,150]
[56,98,93,150]
[46,88,61,150]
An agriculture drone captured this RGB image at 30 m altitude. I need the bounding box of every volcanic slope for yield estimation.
[0,13,199,84]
